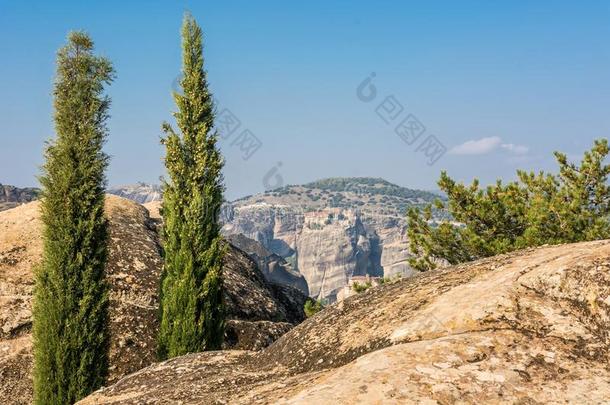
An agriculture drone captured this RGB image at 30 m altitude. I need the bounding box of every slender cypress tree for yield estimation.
[33,32,114,404]
[158,14,225,359]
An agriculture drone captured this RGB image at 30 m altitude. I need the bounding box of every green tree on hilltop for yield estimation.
[158,14,226,359]
[408,139,610,271]
[33,32,114,404]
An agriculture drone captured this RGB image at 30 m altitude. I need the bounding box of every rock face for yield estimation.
[222,178,442,302]
[0,196,161,404]
[0,184,39,212]
[226,233,309,296]
[296,209,382,301]
[0,196,306,404]
[81,240,610,404]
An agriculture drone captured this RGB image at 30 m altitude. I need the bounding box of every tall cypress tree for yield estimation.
[158,14,225,359]
[33,32,114,404]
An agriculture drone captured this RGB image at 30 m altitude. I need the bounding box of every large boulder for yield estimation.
[81,240,610,404]
[0,195,306,404]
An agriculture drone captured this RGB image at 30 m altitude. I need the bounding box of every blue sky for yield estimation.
[1,1,609,199]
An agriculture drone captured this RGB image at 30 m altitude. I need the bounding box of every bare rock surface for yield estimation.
[0,196,306,404]
[296,209,382,301]
[81,240,610,404]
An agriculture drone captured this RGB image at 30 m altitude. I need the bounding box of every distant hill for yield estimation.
[234,177,443,218]
[107,182,161,204]
[92,177,441,217]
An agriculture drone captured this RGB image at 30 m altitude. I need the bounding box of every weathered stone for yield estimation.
[80,240,610,404]
[107,182,162,204]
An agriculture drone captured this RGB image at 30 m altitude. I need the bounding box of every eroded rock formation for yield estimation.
[225,233,309,295]
[221,178,443,302]
[222,203,397,302]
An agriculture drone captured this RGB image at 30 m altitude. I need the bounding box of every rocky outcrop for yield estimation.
[222,203,301,258]
[81,240,610,404]
[0,196,161,404]
[0,196,307,404]
[223,320,293,351]
[361,213,415,278]
[0,184,39,212]
[226,233,309,295]
[222,242,308,325]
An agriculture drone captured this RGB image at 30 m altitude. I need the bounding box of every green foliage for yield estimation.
[352,280,373,293]
[408,139,610,271]
[304,299,325,317]
[33,31,113,404]
[378,275,401,285]
[158,14,226,359]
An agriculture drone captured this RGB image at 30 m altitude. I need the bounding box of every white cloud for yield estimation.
[449,136,502,155]
[500,143,529,155]
[450,136,529,156]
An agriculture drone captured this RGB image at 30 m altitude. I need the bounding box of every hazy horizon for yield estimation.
[2,1,609,200]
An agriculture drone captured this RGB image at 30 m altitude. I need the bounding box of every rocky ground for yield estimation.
[0,196,306,404]
[80,240,610,404]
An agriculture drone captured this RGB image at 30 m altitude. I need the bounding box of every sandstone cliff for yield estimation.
[0,196,306,404]
[222,178,442,301]
[81,240,610,404]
